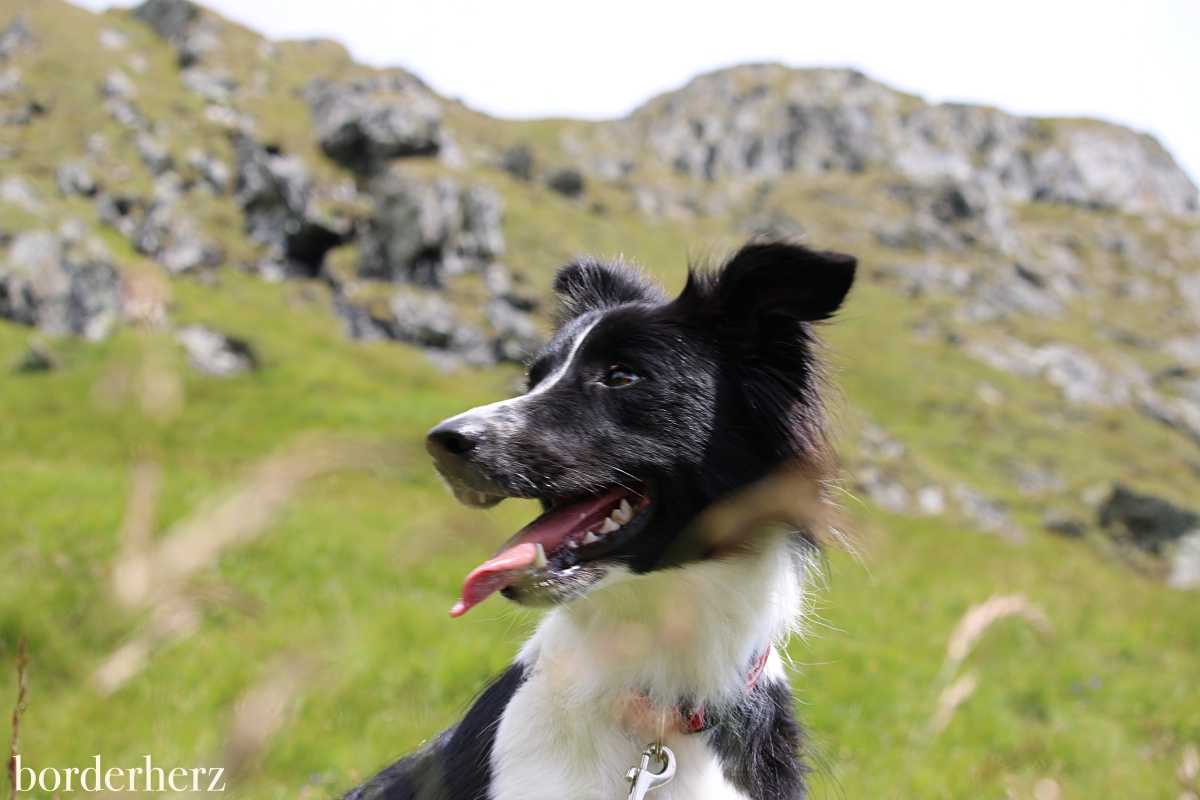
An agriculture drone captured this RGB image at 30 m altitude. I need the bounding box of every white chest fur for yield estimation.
[489,534,806,800]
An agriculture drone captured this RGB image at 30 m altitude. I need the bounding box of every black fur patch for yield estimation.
[344,663,528,800]
[708,677,809,800]
[551,256,665,323]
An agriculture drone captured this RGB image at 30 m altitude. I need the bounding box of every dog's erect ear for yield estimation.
[552,257,662,323]
[708,241,856,328]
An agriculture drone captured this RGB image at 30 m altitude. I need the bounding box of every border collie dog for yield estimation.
[348,240,856,800]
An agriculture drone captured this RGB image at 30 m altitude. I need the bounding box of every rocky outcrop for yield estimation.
[357,167,504,286]
[232,133,346,277]
[98,173,221,274]
[586,65,1198,218]
[0,225,122,338]
[131,0,221,67]
[305,72,442,174]
[333,272,540,369]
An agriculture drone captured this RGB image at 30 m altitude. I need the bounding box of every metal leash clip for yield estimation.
[626,742,675,800]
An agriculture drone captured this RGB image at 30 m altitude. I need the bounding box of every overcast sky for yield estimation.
[75,0,1200,186]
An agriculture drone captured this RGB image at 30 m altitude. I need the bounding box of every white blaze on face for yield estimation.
[442,316,602,435]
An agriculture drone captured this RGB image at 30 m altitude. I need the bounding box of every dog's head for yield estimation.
[426,241,856,616]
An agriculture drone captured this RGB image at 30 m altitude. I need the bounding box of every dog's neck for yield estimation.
[517,530,809,711]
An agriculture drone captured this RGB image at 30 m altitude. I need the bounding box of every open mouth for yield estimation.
[450,482,651,617]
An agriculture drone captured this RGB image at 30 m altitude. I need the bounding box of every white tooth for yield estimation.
[613,499,633,524]
[599,517,621,533]
[533,543,548,568]
[583,531,600,545]
[568,541,579,548]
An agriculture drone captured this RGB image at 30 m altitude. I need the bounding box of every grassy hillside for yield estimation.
[1,1,1198,799]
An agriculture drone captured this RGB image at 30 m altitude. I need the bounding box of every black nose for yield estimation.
[426,419,480,459]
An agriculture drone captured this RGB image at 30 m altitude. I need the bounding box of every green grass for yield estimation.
[2,1,1199,798]
[4,254,1198,800]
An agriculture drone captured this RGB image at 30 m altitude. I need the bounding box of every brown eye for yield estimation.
[602,365,640,388]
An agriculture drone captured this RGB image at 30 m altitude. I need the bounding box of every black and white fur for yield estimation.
[346,240,856,800]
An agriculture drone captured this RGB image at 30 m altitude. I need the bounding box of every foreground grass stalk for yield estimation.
[7,637,27,800]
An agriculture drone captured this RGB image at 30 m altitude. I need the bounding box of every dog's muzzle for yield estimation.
[426,417,505,508]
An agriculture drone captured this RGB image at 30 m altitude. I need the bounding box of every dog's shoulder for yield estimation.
[346,662,528,800]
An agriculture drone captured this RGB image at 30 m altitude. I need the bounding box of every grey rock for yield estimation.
[136,133,172,174]
[547,168,585,197]
[966,336,1130,406]
[486,297,540,362]
[1167,531,1200,591]
[1178,272,1200,322]
[1011,462,1065,498]
[131,0,221,66]
[105,98,145,130]
[1098,484,1199,555]
[457,185,506,265]
[858,420,907,461]
[94,192,140,239]
[358,167,503,286]
[120,177,221,274]
[100,69,136,100]
[1029,123,1198,217]
[57,161,96,196]
[482,261,535,310]
[185,148,230,192]
[180,67,235,104]
[0,100,42,127]
[1042,511,1085,538]
[874,260,972,298]
[916,486,946,515]
[881,179,1021,255]
[0,175,42,212]
[131,0,197,43]
[857,465,909,513]
[956,264,1064,321]
[231,133,342,276]
[305,72,441,174]
[134,203,219,274]
[500,144,533,180]
[1135,389,1200,446]
[0,14,35,61]
[952,483,1026,542]
[741,210,804,239]
[389,287,466,349]
[176,323,255,376]
[0,229,122,338]
[0,67,22,96]
[335,284,492,366]
[334,280,540,368]
[98,27,130,50]
[12,342,58,373]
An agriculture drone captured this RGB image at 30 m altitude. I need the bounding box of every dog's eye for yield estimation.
[601,366,640,388]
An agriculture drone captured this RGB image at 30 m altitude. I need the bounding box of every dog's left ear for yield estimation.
[552,257,662,324]
[708,241,856,328]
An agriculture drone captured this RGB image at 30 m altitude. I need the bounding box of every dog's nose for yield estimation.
[426,419,481,459]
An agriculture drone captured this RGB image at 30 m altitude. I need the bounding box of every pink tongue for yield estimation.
[450,487,631,617]
[450,543,539,618]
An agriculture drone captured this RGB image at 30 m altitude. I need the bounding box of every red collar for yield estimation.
[679,648,771,733]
